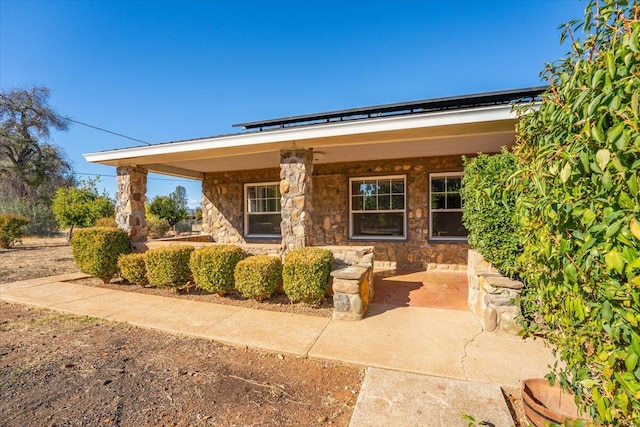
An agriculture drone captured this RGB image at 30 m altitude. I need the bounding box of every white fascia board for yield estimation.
[83,104,517,164]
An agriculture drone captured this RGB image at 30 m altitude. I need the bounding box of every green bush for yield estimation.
[95,216,117,228]
[0,214,30,248]
[234,255,282,300]
[461,148,522,278]
[117,253,147,285]
[514,1,640,424]
[283,247,333,304]
[145,245,194,288]
[70,227,131,282]
[0,199,59,236]
[146,213,171,239]
[189,245,246,295]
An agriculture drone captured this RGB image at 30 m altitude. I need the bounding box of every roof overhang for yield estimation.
[84,103,525,179]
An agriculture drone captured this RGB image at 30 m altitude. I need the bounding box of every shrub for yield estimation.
[70,227,131,282]
[0,199,58,236]
[95,216,117,228]
[461,148,522,278]
[0,214,30,248]
[117,253,147,285]
[52,186,114,238]
[283,247,333,304]
[145,245,194,288]
[146,213,171,239]
[514,1,640,424]
[234,255,282,301]
[189,245,246,294]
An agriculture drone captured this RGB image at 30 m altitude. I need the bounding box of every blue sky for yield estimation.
[1,0,586,208]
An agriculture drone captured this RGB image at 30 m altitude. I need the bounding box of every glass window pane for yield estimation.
[378,195,391,210]
[431,194,445,209]
[352,181,363,196]
[431,211,468,238]
[249,199,257,213]
[391,195,404,210]
[352,196,363,211]
[363,195,377,210]
[431,178,445,193]
[353,212,404,237]
[447,194,461,209]
[248,187,256,201]
[267,199,278,212]
[378,181,391,195]
[391,179,404,194]
[447,177,462,192]
[248,213,281,236]
[364,180,377,195]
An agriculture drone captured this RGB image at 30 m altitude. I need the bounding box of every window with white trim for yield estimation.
[244,182,281,238]
[429,172,468,241]
[349,175,406,239]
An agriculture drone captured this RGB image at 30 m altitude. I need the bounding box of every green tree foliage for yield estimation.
[514,1,640,424]
[461,148,522,278]
[0,86,73,200]
[52,182,114,239]
[148,195,186,227]
[170,185,188,210]
[0,214,30,248]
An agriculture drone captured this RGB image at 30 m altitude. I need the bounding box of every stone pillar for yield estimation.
[115,166,148,242]
[280,149,313,253]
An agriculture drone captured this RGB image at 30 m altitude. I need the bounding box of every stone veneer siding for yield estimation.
[279,149,314,252]
[201,154,470,269]
[115,166,148,242]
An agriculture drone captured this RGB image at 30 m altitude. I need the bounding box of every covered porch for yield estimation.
[84,88,543,270]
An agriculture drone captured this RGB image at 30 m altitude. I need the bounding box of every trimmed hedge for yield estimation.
[461,148,522,278]
[70,227,131,282]
[0,214,30,249]
[95,216,117,228]
[145,245,194,288]
[117,253,147,285]
[283,247,333,304]
[190,245,246,295]
[234,255,282,301]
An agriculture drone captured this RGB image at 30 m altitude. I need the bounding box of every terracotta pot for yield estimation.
[522,378,591,427]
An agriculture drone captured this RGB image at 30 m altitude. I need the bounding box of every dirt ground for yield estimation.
[1,235,529,426]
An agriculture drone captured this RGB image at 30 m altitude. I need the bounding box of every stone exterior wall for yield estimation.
[467,249,523,333]
[200,154,471,269]
[313,155,469,269]
[202,168,280,244]
[280,150,313,252]
[115,166,148,242]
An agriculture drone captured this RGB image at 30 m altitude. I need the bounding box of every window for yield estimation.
[244,182,281,238]
[349,175,406,239]
[429,172,468,241]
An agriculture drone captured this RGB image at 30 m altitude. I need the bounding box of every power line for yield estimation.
[75,172,198,182]
[62,116,152,146]
[0,92,152,146]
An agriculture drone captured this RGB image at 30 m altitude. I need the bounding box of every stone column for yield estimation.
[115,166,148,242]
[280,149,313,253]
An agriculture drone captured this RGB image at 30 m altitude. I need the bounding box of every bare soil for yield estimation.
[0,236,362,425]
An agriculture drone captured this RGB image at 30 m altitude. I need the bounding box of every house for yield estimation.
[84,87,544,270]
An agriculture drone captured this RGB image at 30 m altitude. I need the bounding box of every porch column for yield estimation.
[280,149,313,253]
[115,166,148,242]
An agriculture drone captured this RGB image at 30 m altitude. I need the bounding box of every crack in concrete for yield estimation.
[461,318,484,381]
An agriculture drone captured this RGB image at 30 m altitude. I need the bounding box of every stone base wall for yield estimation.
[200,154,472,269]
[468,249,523,333]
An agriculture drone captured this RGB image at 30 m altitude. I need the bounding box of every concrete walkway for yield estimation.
[1,273,553,425]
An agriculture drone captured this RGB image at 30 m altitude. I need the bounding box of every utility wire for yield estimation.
[0,93,152,146]
[75,172,198,182]
[62,116,152,146]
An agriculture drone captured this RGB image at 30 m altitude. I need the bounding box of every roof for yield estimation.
[234,86,546,131]
[83,87,545,179]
